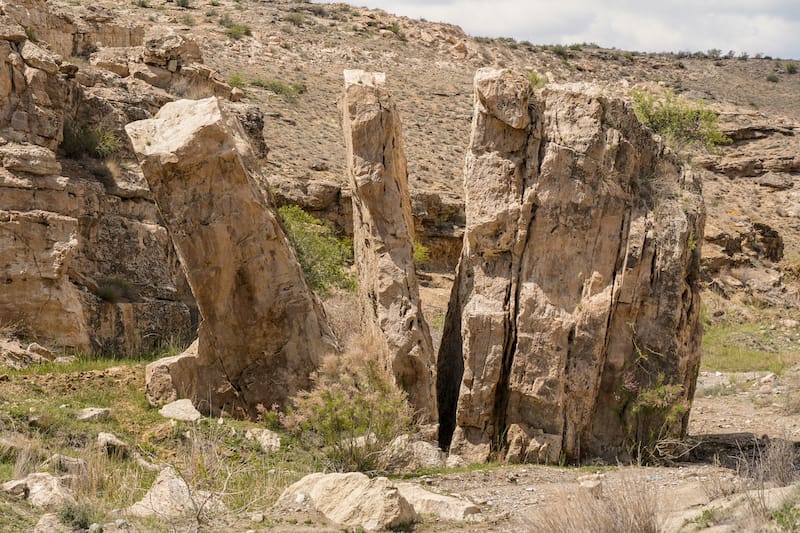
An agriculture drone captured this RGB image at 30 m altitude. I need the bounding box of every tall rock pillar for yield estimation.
[341,70,437,421]
[438,70,704,463]
[126,97,332,418]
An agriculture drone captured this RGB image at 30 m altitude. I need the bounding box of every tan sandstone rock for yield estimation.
[438,70,704,464]
[341,70,437,421]
[277,472,418,531]
[1,472,75,508]
[126,96,332,417]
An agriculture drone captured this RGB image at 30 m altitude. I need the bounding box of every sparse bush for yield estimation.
[96,278,136,303]
[413,241,430,267]
[526,70,547,89]
[176,0,190,8]
[532,476,660,533]
[767,73,780,83]
[250,78,304,101]
[58,501,96,530]
[773,500,800,531]
[24,27,38,43]
[631,88,732,150]
[282,334,414,472]
[738,437,798,487]
[278,205,354,295]
[60,123,123,159]
[786,63,798,74]
[227,71,246,89]
[225,22,252,39]
[285,12,305,26]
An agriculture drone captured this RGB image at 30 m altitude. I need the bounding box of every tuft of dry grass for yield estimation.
[530,475,661,533]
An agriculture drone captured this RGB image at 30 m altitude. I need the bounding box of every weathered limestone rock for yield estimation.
[341,70,436,421]
[125,467,225,519]
[1,472,75,508]
[438,70,704,463]
[126,96,332,417]
[276,472,418,531]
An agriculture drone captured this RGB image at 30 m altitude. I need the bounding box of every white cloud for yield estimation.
[322,0,800,58]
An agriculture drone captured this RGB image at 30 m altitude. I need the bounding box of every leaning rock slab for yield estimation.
[126,97,332,418]
[438,70,704,463]
[277,472,418,531]
[341,70,436,421]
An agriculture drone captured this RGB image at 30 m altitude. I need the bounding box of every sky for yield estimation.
[317,0,800,59]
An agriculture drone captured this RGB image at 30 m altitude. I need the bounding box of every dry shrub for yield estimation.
[282,333,413,473]
[738,438,798,487]
[532,476,660,533]
[12,442,42,479]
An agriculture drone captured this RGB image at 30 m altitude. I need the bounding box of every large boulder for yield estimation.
[438,70,705,463]
[276,472,418,531]
[126,96,333,418]
[340,70,437,421]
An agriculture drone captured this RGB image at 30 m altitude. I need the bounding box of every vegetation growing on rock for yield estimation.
[631,88,731,150]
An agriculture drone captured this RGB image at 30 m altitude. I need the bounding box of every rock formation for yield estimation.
[438,69,705,463]
[0,1,194,353]
[126,96,332,417]
[340,70,437,420]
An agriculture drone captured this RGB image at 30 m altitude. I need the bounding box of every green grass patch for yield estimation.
[701,322,800,373]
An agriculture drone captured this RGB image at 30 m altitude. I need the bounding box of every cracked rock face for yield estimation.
[438,69,705,463]
[340,70,437,421]
[126,96,332,418]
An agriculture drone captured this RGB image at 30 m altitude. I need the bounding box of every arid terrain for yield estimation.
[1,0,800,531]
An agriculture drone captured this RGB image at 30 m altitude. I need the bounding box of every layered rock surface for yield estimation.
[127,96,331,417]
[0,2,194,352]
[438,69,705,463]
[340,70,437,420]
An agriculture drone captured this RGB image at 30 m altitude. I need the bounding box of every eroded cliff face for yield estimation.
[0,3,195,352]
[127,97,333,418]
[340,70,437,421]
[438,69,704,463]
[0,0,258,353]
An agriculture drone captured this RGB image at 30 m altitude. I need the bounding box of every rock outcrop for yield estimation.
[340,70,437,420]
[277,472,418,531]
[438,70,705,463]
[126,96,332,417]
[0,2,194,353]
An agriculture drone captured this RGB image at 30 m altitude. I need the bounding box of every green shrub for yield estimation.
[278,205,354,295]
[631,88,731,150]
[413,241,430,267]
[526,70,547,89]
[249,78,304,101]
[58,501,95,530]
[224,22,252,39]
[24,27,38,43]
[227,71,246,89]
[767,73,780,83]
[60,124,123,159]
[786,63,798,74]
[282,339,413,472]
[285,12,305,26]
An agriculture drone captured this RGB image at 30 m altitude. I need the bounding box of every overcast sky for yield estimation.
[319,1,800,59]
